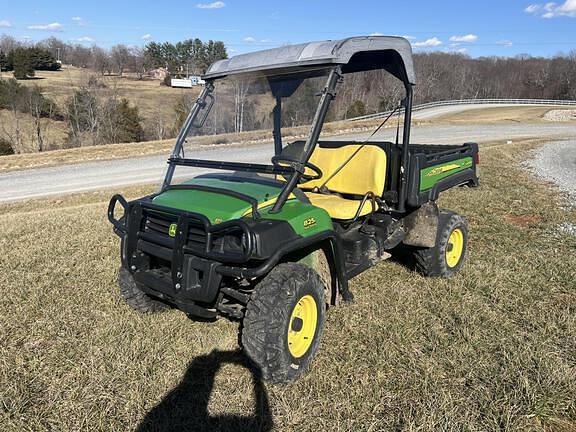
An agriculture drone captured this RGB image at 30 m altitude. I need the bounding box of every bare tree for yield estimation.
[233,79,250,133]
[130,47,146,79]
[110,44,131,77]
[91,46,111,75]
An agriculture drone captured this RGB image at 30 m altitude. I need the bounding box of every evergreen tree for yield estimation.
[0,51,8,72]
[114,98,144,142]
[144,38,227,74]
[10,48,34,79]
[28,47,60,71]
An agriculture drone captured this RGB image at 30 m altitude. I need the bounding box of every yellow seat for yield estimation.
[305,193,375,220]
[299,144,387,220]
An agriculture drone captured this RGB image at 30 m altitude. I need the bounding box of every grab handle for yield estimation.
[108,194,128,235]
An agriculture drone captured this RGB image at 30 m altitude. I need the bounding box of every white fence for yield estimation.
[349,98,576,121]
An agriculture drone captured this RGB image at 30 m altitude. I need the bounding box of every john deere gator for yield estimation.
[108,36,479,382]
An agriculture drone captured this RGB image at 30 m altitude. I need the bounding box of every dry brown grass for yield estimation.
[0,138,575,431]
[12,66,196,129]
[0,110,68,152]
[433,105,572,124]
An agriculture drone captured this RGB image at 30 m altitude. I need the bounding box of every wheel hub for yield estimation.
[287,295,318,358]
[446,228,464,268]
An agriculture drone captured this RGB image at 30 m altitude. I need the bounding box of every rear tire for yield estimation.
[118,266,168,313]
[241,263,326,383]
[413,210,468,277]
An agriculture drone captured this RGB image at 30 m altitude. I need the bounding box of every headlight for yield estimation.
[211,228,251,257]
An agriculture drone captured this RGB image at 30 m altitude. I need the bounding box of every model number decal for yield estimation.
[425,160,472,177]
[303,217,317,229]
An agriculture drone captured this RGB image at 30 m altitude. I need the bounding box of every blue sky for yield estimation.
[0,0,575,57]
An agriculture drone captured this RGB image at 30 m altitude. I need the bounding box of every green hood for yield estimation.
[152,176,285,224]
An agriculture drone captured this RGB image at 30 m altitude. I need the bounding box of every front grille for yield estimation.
[143,212,207,253]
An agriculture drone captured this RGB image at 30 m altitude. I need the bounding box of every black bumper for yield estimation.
[108,194,352,317]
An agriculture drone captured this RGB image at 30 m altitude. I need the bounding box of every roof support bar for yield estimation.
[397,84,414,213]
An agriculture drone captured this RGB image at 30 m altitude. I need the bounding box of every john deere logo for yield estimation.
[168,223,177,237]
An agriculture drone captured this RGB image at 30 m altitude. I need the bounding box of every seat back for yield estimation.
[301,144,387,197]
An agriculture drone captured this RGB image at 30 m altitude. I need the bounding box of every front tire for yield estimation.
[413,210,468,277]
[241,263,326,383]
[118,266,168,313]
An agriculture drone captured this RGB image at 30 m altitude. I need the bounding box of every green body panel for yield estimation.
[261,200,333,237]
[419,157,473,191]
[152,176,333,237]
[153,177,284,224]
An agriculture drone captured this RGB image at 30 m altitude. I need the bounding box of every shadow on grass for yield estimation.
[136,349,273,432]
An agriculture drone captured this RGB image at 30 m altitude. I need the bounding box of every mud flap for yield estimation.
[402,201,439,248]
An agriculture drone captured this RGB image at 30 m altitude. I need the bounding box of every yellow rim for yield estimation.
[446,228,464,268]
[287,295,318,358]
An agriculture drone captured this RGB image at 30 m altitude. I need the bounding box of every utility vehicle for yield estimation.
[108,36,479,383]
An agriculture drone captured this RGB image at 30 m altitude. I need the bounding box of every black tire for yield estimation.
[118,266,168,313]
[241,263,326,383]
[413,210,468,277]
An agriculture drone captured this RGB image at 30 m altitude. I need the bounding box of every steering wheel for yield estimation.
[271,155,323,183]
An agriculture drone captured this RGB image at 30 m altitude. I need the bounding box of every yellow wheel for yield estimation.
[242,263,326,383]
[287,295,318,358]
[412,210,468,277]
[445,228,464,268]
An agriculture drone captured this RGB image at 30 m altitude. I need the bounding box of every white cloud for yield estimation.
[196,1,226,9]
[497,39,513,46]
[370,32,384,36]
[71,16,85,26]
[413,37,442,47]
[260,38,271,43]
[28,22,64,31]
[525,0,576,17]
[75,36,94,42]
[243,36,256,43]
[449,34,478,43]
[141,33,152,40]
[456,48,468,54]
[0,20,12,28]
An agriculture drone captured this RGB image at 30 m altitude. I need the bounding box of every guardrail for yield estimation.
[349,98,576,121]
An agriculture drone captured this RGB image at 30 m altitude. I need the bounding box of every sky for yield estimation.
[0,0,575,58]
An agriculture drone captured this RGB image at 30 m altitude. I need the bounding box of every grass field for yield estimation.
[14,66,197,129]
[433,106,576,124]
[0,137,575,431]
[0,66,198,153]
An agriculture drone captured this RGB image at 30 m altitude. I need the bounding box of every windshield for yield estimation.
[166,67,333,185]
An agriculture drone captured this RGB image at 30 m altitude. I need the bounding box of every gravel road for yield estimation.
[0,116,575,203]
[524,139,576,204]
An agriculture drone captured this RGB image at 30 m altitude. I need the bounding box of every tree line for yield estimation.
[0,46,61,79]
[0,35,227,79]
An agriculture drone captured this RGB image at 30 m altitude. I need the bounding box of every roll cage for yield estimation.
[161,36,416,214]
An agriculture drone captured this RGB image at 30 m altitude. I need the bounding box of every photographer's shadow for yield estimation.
[137,349,273,432]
